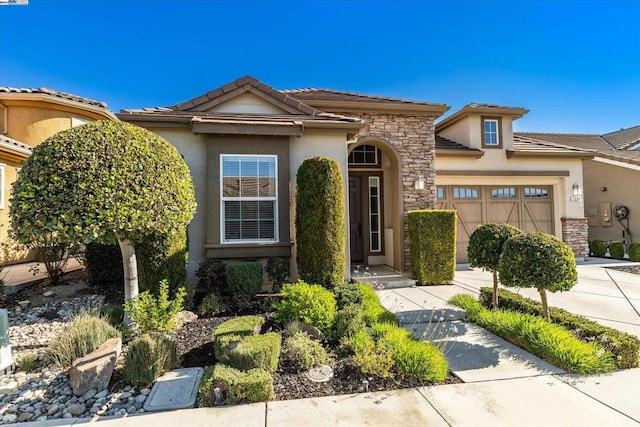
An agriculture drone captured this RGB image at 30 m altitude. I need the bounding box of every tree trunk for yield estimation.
[539,288,550,320]
[492,269,499,309]
[118,239,139,302]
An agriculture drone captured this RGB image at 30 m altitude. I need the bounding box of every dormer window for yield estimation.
[482,117,501,148]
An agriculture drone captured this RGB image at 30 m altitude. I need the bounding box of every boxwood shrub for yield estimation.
[609,241,625,260]
[589,239,607,258]
[199,364,274,406]
[629,242,640,262]
[478,287,640,369]
[274,281,337,336]
[408,210,456,285]
[225,332,282,373]
[227,262,263,306]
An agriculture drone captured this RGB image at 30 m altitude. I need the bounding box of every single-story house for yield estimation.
[0,87,116,263]
[118,76,593,282]
[517,127,640,248]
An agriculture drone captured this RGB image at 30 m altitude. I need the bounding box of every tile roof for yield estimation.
[515,132,640,166]
[435,135,481,151]
[282,88,447,107]
[602,125,640,150]
[0,134,33,153]
[0,87,110,109]
[512,134,595,155]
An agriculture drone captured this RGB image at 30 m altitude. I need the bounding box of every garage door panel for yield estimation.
[487,201,520,226]
[522,202,553,234]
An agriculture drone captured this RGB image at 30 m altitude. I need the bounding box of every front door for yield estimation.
[349,176,363,263]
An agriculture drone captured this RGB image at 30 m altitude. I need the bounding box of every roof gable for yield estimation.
[170,76,321,116]
[602,125,640,150]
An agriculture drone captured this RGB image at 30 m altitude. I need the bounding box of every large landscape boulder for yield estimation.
[69,337,122,396]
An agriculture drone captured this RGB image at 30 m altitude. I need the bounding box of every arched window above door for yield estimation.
[349,144,382,168]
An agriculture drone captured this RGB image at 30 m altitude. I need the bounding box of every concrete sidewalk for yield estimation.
[2,258,83,294]
[9,260,640,426]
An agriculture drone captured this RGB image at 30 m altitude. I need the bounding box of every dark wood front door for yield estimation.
[349,176,363,263]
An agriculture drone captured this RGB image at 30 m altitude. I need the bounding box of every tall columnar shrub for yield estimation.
[408,210,457,285]
[467,223,523,309]
[135,227,189,295]
[295,156,346,288]
[498,232,578,320]
[10,121,196,305]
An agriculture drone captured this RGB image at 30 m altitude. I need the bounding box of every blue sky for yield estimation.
[1,0,638,134]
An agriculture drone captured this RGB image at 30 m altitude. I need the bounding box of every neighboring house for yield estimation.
[0,87,116,263]
[118,76,593,282]
[517,127,640,248]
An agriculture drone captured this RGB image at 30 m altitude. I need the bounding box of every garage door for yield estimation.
[436,185,554,262]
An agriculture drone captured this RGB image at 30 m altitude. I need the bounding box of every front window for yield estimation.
[482,118,500,147]
[221,155,277,242]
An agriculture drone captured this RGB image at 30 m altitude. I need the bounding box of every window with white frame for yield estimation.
[368,176,381,252]
[221,155,277,242]
[482,118,500,147]
[0,164,4,210]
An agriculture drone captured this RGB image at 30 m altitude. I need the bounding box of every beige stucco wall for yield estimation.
[583,158,640,244]
[289,131,351,281]
[436,152,586,238]
[4,106,96,146]
[438,115,515,150]
[209,93,288,115]
[151,129,208,282]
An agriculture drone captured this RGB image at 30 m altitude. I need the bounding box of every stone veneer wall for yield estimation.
[561,217,589,259]
[342,112,438,271]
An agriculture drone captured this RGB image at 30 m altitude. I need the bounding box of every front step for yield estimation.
[351,266,416,289]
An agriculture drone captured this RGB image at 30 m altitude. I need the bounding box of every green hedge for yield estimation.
[224,332,282,373]
[408,210,456,285]
[589,239,607,257]
[478,287,639,369]
[199,364,275,406]
[295,156,346,288]
[609,241,625,260]
[629,242,640,262]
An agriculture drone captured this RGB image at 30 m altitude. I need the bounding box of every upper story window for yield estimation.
[349,145,381,167]
[482,117,501,148]
[221,154,277,242]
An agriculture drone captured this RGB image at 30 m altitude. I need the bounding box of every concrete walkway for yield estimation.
[2,258,83,294]
[8,260,640,426]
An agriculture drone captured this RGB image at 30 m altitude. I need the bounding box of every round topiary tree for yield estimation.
[468,223,523,309]
[295,156,345,289]
[10,120,196,304]
[498,232,577,319]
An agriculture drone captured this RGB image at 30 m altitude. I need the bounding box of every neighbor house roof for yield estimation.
[281,88,449,115]
[515,132,640,167]
[0,87,116,119]
[0,134,33,162]
[602,125,640,150]
[119,76,364,134]
[511,134,594,159]
[437,103,529,131]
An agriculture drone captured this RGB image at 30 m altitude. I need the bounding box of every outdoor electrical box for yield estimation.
[600,202,613,227]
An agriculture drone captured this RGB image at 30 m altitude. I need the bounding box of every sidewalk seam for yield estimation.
[605,269,640,318]
[415,387,452,427]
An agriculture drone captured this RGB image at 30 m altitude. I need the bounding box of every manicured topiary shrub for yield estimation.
[226,262,263,306]
[202,364,275,405]
[85,242,124,301]
[478,287,640,369]
[295,156,346,289]
[467,223,523,309]
[123,333,179,387]
[629,242,640,262]
[135,227,189,295]
[223,332,282,373]
[274,281,337,336]
[48,314,121,368]
[589,239,607,257]
[499,232,577,319]
[213,316,264,341]
[10,120,196,303]
[408,210,456,285]
[609,241,625,260]
[281,332,331,372]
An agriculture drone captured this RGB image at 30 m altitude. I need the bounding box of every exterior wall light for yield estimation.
[570,182,582,202]
[415,175,425,190]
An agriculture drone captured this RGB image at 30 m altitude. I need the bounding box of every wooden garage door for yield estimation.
[437,186,553,262]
